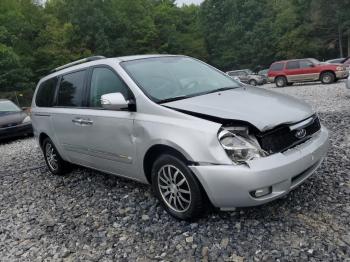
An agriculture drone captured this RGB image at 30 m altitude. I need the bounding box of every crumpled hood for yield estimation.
[164,87,314,132]
[0,111,27,127]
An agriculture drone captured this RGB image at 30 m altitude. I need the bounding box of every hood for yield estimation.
[164,87,314,132]
[0,111,27,127]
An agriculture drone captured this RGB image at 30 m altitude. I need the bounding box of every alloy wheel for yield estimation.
[157,165,191,213]
[45,142,58,171]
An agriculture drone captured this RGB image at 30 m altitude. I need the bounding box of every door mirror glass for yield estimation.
[101,92,129,110]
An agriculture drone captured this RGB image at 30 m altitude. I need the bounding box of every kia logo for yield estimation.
[295,129,307,139]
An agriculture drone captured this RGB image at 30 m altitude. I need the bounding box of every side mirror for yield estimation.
[101,92,129,110]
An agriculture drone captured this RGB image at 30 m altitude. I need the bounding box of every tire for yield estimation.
[43,137,71,175]
[151,154,206,220]
[249,79,257,86]
[320,72,335,84]
[275,76,287,87]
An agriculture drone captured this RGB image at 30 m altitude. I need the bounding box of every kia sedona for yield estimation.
[268,58,349,87]
[31,55,329,220]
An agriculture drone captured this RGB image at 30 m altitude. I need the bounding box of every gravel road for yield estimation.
[1,81,349,261]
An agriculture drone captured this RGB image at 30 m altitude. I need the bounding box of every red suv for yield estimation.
[268,58,349,87]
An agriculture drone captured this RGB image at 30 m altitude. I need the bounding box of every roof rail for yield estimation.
[51,56,106,73]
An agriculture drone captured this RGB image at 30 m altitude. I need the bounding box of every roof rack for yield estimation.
[51,56,106,73]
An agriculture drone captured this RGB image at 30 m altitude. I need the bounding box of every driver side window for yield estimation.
[89,67,131,108]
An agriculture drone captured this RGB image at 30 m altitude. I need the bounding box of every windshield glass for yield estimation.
[309,58,320,64]
[0,100,21,112]
[121,56,240,102]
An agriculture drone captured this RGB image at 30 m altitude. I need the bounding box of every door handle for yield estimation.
[81,119,93,125]
[72,118,83,124]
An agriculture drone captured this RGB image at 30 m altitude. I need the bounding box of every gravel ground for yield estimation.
[0,81,349,261]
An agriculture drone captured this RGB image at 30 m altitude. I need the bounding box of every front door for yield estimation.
[299,60,319,81]
[75,66,138,179]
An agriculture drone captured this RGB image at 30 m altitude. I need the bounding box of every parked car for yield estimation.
[32,55,329,220]
[268,58,349,87]
[226,69,264,86]
[0,99,33,140]
[258,69,269,84]
[326,58,345,64]
[326,57,350,71]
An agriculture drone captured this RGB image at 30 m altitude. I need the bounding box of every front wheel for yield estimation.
[249,79,257,86]
[320,72,335,84]
[275,76,287,87]
[151,154,206,220]
[43,138,71,175]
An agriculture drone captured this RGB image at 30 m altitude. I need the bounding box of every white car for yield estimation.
[31,55,329,220]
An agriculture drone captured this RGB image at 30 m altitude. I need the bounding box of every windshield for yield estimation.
[0,100,21,112]
[309,58,320,64]
[121,56,240,103]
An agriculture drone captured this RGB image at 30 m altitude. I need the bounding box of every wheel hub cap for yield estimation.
[158,165,191,213]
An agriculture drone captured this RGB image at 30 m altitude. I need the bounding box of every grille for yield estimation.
[257,116,321,154]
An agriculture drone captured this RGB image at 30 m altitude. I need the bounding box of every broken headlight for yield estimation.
[218,126,267,164]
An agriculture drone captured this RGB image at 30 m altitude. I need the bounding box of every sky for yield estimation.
[176,0,204,6]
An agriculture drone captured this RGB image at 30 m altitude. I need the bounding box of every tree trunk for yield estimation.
[338,24,343,58]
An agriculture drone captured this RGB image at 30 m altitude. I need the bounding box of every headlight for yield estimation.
[218,126,266,164]
[22,116,31,123]
[336,66,344,71]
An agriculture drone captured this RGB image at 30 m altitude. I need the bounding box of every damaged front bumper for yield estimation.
[189,126,329,209]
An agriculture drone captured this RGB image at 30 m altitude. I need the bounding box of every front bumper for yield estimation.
[190,126,329,209]
[335,70,349,79]
[0,122,33,140]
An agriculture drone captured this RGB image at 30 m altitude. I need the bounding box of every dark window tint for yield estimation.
[89,68,131,107]
[228,72,238,76]
[57,71,86,107]
[36,77,58,107]
[286,61,300,70]
[270,63,284,71]
[299,60,314,68]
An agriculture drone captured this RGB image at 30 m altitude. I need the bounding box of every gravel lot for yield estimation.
[1,81,349,261]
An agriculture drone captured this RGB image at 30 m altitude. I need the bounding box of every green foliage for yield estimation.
[0,0,349,106]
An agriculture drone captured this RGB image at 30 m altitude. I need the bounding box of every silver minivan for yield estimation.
[32,55,329,220]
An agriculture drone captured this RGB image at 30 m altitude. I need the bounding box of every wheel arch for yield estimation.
[143,144,194,185]
[39,132,49,149]
[320,70,335,79]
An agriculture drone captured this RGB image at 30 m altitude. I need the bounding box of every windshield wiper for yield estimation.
[200,86,238,95]
[157,95,191,104]
[158,86,238,104]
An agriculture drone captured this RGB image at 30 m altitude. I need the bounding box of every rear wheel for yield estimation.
[275,76,287,87]
[151,154,206,220]
[43,138,71,175]
[320,72,335,84]
[249,79,257,86]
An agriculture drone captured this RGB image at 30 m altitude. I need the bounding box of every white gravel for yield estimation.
[0,81,349,261]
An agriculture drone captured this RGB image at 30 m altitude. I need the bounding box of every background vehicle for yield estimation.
[32,55,328,220]
[327,57,350,71]
[0,99,32,140]
[268,58,349,87]
[258,69,269,84]
[226,69,264,86]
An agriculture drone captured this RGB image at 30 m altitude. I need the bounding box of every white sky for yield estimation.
[176,0,204,6]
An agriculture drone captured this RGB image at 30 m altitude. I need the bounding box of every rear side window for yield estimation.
[270,63,284,71]
[89,67,132,107]
[286,61,300,70]
[57,70,86,107]
[35,77,58,107]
